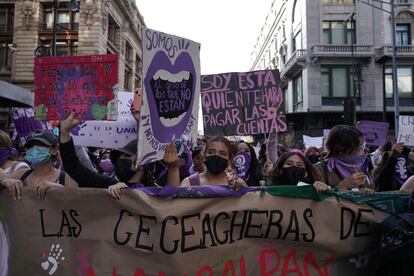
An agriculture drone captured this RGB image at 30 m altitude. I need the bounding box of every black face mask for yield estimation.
[279,166,306,185]
[204,155,228,175]
[115,159,136,183]
[307,155,320,164]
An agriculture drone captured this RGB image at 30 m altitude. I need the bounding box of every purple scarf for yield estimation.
[233,152,252,180]
[327,153,369,180]
[0,147,18,166]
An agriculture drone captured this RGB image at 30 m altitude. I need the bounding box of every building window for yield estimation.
[292,0,299,24]
[293,73,303,107]
[321,65,353,102]
[321,0,355,4]
[385,66,413,98]
[323,21,354,44]
[396,24,410,45]
[107,15,120,53]
[283,87,289,112]
[396,0,408,3]
[0,43,13,68]
[0,6,14,32]
[40,40,77,56]
[43,3,79,31]
[124,69,132,91]
[293,31,302,52]
[125,42,133,63]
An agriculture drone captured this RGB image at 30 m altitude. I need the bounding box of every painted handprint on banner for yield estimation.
[41,244,65,275]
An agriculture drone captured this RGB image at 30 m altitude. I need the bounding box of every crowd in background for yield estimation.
[1,108,414,201]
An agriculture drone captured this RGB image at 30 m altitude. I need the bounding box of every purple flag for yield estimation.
[357,120,389,147]
[11,108,51,145]
[233,152,252,180]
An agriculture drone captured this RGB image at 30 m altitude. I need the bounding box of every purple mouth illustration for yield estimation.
[144,51,196,143]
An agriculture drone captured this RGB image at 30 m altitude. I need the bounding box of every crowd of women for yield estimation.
[1,109,414,200]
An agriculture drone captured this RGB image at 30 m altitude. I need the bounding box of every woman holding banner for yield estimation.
[269,150,329,192]
[1,130,78,200]
[313,125,374,192]
[165,136,247,189]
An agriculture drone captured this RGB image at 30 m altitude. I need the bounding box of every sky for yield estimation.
[136,0,273,75]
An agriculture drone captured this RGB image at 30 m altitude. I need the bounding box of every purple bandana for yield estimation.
[233,152,252,180]
[0,147,18,166]
[327,153,369,180]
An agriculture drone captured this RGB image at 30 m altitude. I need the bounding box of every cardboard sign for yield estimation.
[133,88,143,112]
[0,187,392,275]
[201,70,287,136]
[71,92,137,148]
[34,54,119,121]
[398,116,414,146]
[303,135,324,149]
[10,108,51,145]
[138,28,200,165]
[357,120,389,147]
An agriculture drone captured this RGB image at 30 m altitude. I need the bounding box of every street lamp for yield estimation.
[344,12,357,126]
[357,0,399,137]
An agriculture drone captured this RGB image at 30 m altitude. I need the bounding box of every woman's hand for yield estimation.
[263,159,274,177]
[392,142,405,156]
[60,111,81,143]
[163,142,181,168]
[313,181,331,193]
[34,182,64,199]
[227,170,247,190]
[339,172,366,190]
[359,187,375,195]
[107,182,128,200]
[0,179,23,200]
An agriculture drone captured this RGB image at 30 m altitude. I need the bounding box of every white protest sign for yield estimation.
[71,92,137,148]
[398,116,414,146]
[138,28,200,165]
[303,135,324,149]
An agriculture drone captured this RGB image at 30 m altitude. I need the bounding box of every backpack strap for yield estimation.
[20,169,34,186]
[189,173,200,186]
[58,170,66,186]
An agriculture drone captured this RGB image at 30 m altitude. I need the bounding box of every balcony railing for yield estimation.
[311,44,374,60]
[280,49,306,79]
[375,45,414,62]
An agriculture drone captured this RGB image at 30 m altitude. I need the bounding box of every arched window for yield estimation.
[292,0,300,24]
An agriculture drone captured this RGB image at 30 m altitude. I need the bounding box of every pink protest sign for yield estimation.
[34,54,119,121]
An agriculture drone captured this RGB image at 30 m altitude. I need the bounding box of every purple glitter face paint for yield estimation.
[144,51,196,143]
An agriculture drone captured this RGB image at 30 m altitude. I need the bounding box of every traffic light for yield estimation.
[343,97,355,125]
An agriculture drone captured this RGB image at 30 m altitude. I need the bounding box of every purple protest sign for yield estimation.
[137,28,200,165]
[11,108,51,145]
[201,70,287,136]
[357,120,389,147]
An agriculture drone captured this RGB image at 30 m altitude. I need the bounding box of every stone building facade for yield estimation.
[251,0,414,146]
[0,0,145,127]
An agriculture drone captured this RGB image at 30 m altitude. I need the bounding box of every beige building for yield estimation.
[0,0,145,127]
